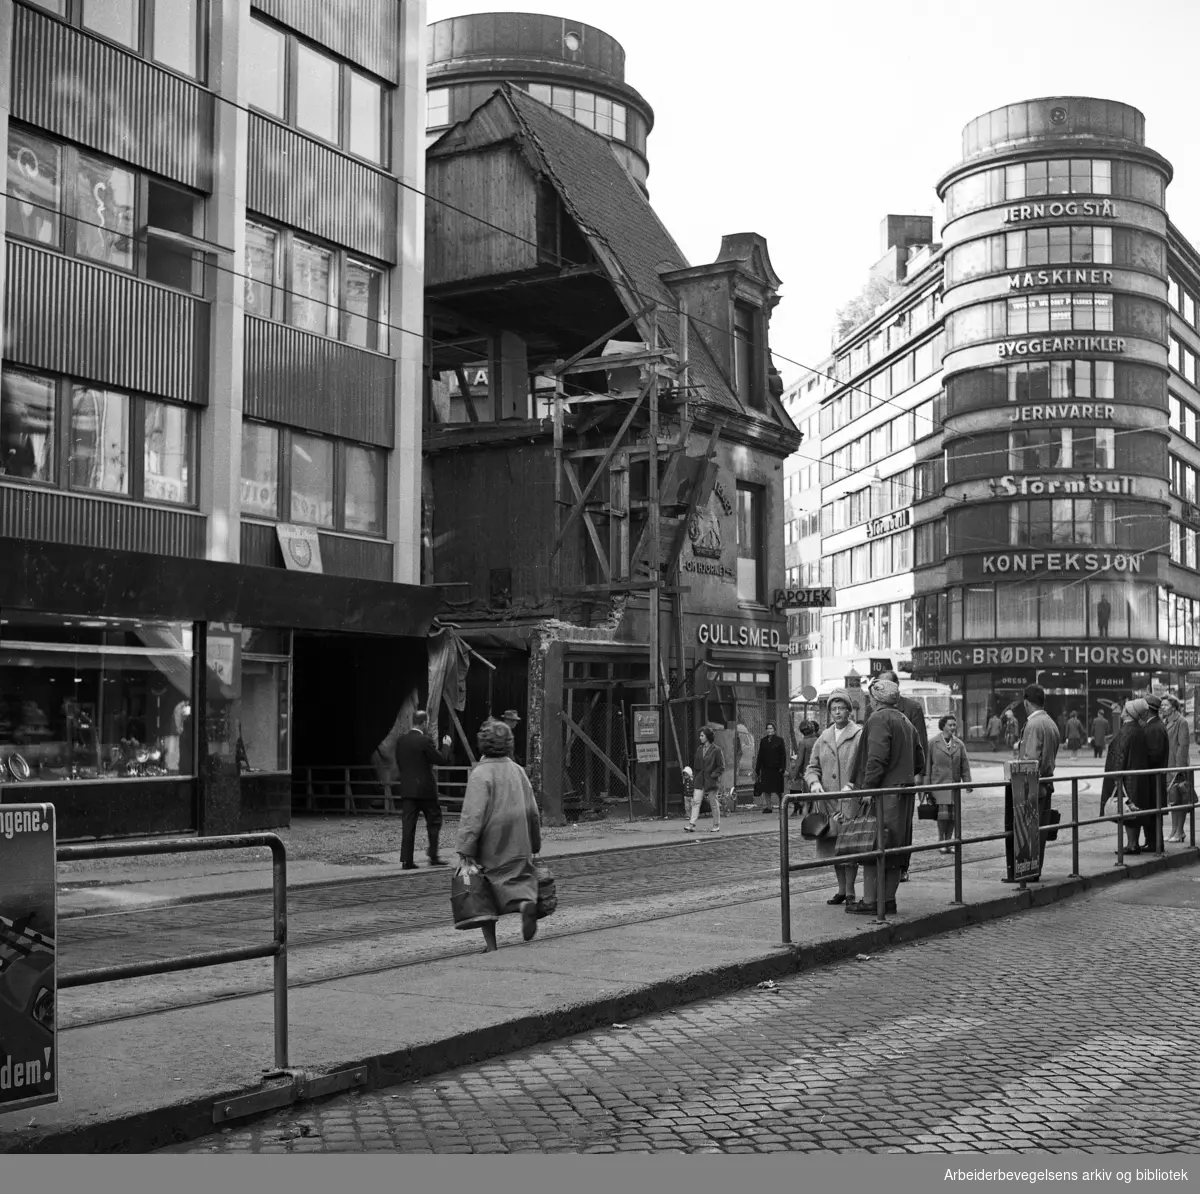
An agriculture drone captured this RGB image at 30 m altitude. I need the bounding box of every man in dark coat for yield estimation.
[879,670,928,881]
[847,677,925,915]
[1138,695,1169,853]
[754,721,788,815]
[395,710,453,869]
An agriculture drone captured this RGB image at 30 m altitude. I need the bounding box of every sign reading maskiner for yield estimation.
[1002,199,1119,223]
[981,551,1144,574]
[999,336,1125,358]
[1009,268,1112,289]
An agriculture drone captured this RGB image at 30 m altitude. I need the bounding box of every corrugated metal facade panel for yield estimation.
[252,0,399,81]
[11,4,213,190]
[240,521,393,581]
[5,242,209,403]
[243,316,394,445]
[0,486,206,557]
[425,147,540,286]
[247,117,398,262]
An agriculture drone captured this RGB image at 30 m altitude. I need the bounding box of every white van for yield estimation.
[810,676,958,739]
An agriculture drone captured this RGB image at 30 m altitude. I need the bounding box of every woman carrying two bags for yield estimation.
[802,689,862,907]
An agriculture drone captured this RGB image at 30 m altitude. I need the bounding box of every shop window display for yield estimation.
[0,613,194,782]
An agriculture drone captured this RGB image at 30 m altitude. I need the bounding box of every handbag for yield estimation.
[799,812,830,839]
[834,803,880,857]
[917,794,938,821]
[450,863,498,929]
[534,858,557,919]
[1042,808,1062,841]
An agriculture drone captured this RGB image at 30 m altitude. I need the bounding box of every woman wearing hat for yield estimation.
[1101,701,1149,854]
[1162,695,1193,843]
[803,690,861,906]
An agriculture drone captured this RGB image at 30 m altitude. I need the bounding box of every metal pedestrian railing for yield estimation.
[56,833,290,1070]
[777,765,1198,944]
[291,765,469,815]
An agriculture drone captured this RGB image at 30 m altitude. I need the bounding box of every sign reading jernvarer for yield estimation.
[0,804,57,1115]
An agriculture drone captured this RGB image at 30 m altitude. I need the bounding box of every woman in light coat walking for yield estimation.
[803,689,861,906]
[1162,694,1192,843]
[687,726,724,833]
[455,721,541,952]
[927,713,972,853]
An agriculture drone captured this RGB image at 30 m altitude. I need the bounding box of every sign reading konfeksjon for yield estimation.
[980,551,1145,575]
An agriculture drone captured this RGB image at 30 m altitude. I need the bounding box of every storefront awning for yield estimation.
[0,538,444,639]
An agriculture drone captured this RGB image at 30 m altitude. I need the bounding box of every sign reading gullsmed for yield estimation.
[0,804,57,1115]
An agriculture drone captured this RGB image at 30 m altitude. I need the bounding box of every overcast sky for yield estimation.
[425,0,1200,385]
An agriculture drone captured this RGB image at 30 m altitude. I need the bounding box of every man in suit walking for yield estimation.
[396,710,453,869]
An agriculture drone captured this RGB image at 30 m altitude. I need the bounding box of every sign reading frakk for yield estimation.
[697,623,783,649]
[988,474,1137,497]
[772,587,835,612]
[913,642,1200,671]
[867,509,910,538]
[998,336,1125,359]
[0,804,57,1115]
[1002,199,1118,223]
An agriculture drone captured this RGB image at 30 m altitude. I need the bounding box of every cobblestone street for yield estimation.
[164,868,1200,1155]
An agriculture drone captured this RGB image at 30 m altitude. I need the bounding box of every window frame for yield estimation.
[240,418,388,538]
[243,218,390,353]
[735,480,766,604]
[1,366,198,507]
[246,13,390,168]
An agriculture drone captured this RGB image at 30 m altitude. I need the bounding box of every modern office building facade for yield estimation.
[0,0,438,838]
[805,96,1200,735]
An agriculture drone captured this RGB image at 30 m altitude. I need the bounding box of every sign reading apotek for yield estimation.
[0,804,57,1115]
[772,587,835,611]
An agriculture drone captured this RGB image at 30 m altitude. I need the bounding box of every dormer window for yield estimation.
[733,301,760,407]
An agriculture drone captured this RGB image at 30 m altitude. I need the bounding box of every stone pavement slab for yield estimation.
[1,828,1194,1154]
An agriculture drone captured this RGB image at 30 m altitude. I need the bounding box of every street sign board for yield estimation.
[631,706,661,745]
[0,803,57,1115]
[1008,759,1043,881]
[869,657,893,676]
[634,742,661,763]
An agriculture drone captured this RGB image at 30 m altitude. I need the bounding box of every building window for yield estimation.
[1,369,195,504]
[245,15,389,166]
[0,612,196,782]
[37,0,208,80]
[6,127,206,294]
[244,220,389,352]
[1004,159,1111,200]
[1005,225,1112,268]
[1006,292,1113,336]
[427,87,450,130]
[735,482,764,603]
[1008,499,1115,547]
[240,419,387,537]
[525,83,629,143]
[239,628,292,773]
[733,302,760,407]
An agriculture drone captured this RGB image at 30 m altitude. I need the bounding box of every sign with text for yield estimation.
[988,474,1137,498]
[631,706,661,745]
[276,524,324,574]
[772,587,835,612]
[0,804,57,1115]
[998,335,1126,359]
[869,658,893,676]
[867,509,910,539]
[970,550,1146,579]
[1002,199,1119,223]
[697,622,783,649]
[634,742,661,763]
[1007,401,1115,424]
[1008,759,1043,881]
[912,641,1200,672]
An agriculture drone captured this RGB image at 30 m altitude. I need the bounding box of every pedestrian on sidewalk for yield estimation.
[1137,696,1169,853]
[803,689,861,906]
[1002,685,1060,882]
[1003,708,1019,751]
[1162,695,1192,843]
[845,677,923,915]
[687,727,724,833]
[455,720,541,952]
[755,721,788,815]
[786,720,820,816]
[1102,701,1148,854]
[928,714,971,853]
[878,669,927,885]
[395,711,453,870]
[1091,708,1110,759]
[986,710,1003,753]
[1065,710,1085,759]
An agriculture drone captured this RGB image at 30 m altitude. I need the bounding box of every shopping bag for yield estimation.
[834,806,879,857]
[450,862,498,929]
[534,858,557,919]
[1041,808,1061,841]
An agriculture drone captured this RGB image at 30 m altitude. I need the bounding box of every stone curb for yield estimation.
[7,845,1194,1154]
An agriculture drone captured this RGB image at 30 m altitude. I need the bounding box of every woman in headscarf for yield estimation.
[1162,694,1193,843]
[455,720,541,952]
[803,691,861,906]
[845,677,924,915]
[1100,700,1149,855]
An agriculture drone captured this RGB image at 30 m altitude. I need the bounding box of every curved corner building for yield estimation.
[426,12,654,192]
[805,96,1200,729]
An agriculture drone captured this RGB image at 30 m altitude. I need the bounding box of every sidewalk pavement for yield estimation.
[5,827,1195,1154]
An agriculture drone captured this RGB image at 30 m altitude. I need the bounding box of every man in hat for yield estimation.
[394,710,454,869]
[878,670,928,882]
[500,709,523,763]
[1137,695,1169,852]
[1003,683,1060,881]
